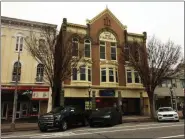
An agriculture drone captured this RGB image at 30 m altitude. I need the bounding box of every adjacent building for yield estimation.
[1,16,57,120]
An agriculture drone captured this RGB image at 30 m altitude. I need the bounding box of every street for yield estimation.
[2,120,184,138]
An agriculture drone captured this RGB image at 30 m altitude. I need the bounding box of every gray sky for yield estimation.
[2,2,184,52]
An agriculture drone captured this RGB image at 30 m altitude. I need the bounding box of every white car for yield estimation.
[157,107,179,122]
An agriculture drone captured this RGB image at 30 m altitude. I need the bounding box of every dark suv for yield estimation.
[38,106,89,132]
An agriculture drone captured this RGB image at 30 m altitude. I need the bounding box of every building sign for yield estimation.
[99,31,116,42]
[32,92,49,100]
[1,85,49,91]
[85,101,92,110]
[99,90,115,97]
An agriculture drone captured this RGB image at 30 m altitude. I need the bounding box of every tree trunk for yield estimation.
[148,91,156,119]
[52,81,61,109]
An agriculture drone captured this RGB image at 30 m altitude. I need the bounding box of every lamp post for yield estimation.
[88,85,91,110]
[11,49,21,130]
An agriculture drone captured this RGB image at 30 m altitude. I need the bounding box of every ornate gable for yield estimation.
[88,8,127,30]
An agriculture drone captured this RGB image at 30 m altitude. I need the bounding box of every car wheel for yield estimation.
[118,117,122,124]
[82,118,89,126]
[60,120,68,131]
[39,127,47,132]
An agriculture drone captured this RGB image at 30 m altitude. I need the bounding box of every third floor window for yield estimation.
[84,40,91,58]
[100,41,106,59]
[16,36,23,52]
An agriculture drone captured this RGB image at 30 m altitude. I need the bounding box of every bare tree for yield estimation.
[25,22,88,108]
[121,35,183,118]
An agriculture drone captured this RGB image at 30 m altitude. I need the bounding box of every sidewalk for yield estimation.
[1,116,154,133]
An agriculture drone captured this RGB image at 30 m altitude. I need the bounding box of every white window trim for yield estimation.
[35,64,44,83]
[110,42,117,61]
[125,68,141,84]
[15,34,24,52]
[100,66,119,84]
[99,41,106,60]
[71,65,92,83]
[84,39,91,58]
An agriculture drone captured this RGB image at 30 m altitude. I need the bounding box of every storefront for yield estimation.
[1,85,49,120]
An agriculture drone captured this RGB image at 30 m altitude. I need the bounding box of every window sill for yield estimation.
[35,81,44,84]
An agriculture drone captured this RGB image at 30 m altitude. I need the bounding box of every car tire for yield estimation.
[82,118,89,126]
[60,120,68,131]
[118,117,122,124]
[39,127,47,132]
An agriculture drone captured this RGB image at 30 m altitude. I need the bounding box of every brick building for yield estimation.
[55,8,150,115]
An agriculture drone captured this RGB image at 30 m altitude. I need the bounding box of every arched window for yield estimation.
[84,39,91,58]
[72,38,79,56]
[16,34,24,52]
[36,64,44,82]
[12,61,21,81]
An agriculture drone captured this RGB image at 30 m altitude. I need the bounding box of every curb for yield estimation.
[1,127,38,133]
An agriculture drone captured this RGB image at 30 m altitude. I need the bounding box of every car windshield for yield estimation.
[50,107,64,113]
[158,108,173,112]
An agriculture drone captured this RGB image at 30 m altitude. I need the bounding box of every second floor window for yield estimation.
[111,42,117,60]
[134,71,140,83]
[80,66,86,80]
[180,79,185,88]
[101,68,106,82]
[72,38,79,56]
[109,68,114,82]
[12,61,21,82]
[72,68,77,80]
[16,36,23,52]
[115,69,118,83]
[127,70,132,83]
[36,64,44,82]
[88,67,91,81]
[100,41,106,59]
[84,40,91,58]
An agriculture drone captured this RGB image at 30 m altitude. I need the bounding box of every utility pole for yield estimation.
[10,49,21,130]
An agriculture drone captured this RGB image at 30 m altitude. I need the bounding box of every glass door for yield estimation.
[21,103,28,117]
[1,103,8,119]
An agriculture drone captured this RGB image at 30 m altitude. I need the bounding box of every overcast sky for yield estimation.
[2,2,184,52]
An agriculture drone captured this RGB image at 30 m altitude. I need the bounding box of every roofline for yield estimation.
[1,16,57,28]
[67,22,87,29]
[127,32,145,37]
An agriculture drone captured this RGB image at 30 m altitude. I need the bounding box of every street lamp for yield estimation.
[11,48,21,130]
[88,85,91,110]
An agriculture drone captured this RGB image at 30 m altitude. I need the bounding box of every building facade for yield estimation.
[154,68,185,111]
[1,16,57,120]
[58,8,150,115]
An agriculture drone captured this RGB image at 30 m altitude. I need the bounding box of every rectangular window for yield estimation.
[111,42,116,60]
[109,68,114,82]
[80,66,86,80]
[16,36,23,52]
[72,42,78,56]
[134,71,140,83]
[127,70,132,83]
[101,68,106,82]
[85,44,91,57]
[181,79,185,88]
[72,68,77,80]
[124,46,129,61]
[88,67,91,81]
[116,69,118,83]
[100,41,105,59]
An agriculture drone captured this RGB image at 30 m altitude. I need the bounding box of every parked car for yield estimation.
[156,107,179,122]
[38,106,89,132]
[89,107,122,127]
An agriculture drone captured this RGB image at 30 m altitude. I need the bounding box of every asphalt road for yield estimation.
[2,120,184,138]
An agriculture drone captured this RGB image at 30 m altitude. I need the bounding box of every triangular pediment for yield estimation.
[88,8,127,30]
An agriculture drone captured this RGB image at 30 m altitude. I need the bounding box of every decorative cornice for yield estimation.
[1,16,57,29]
[127,32,145,38]
[67,22,87,29]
